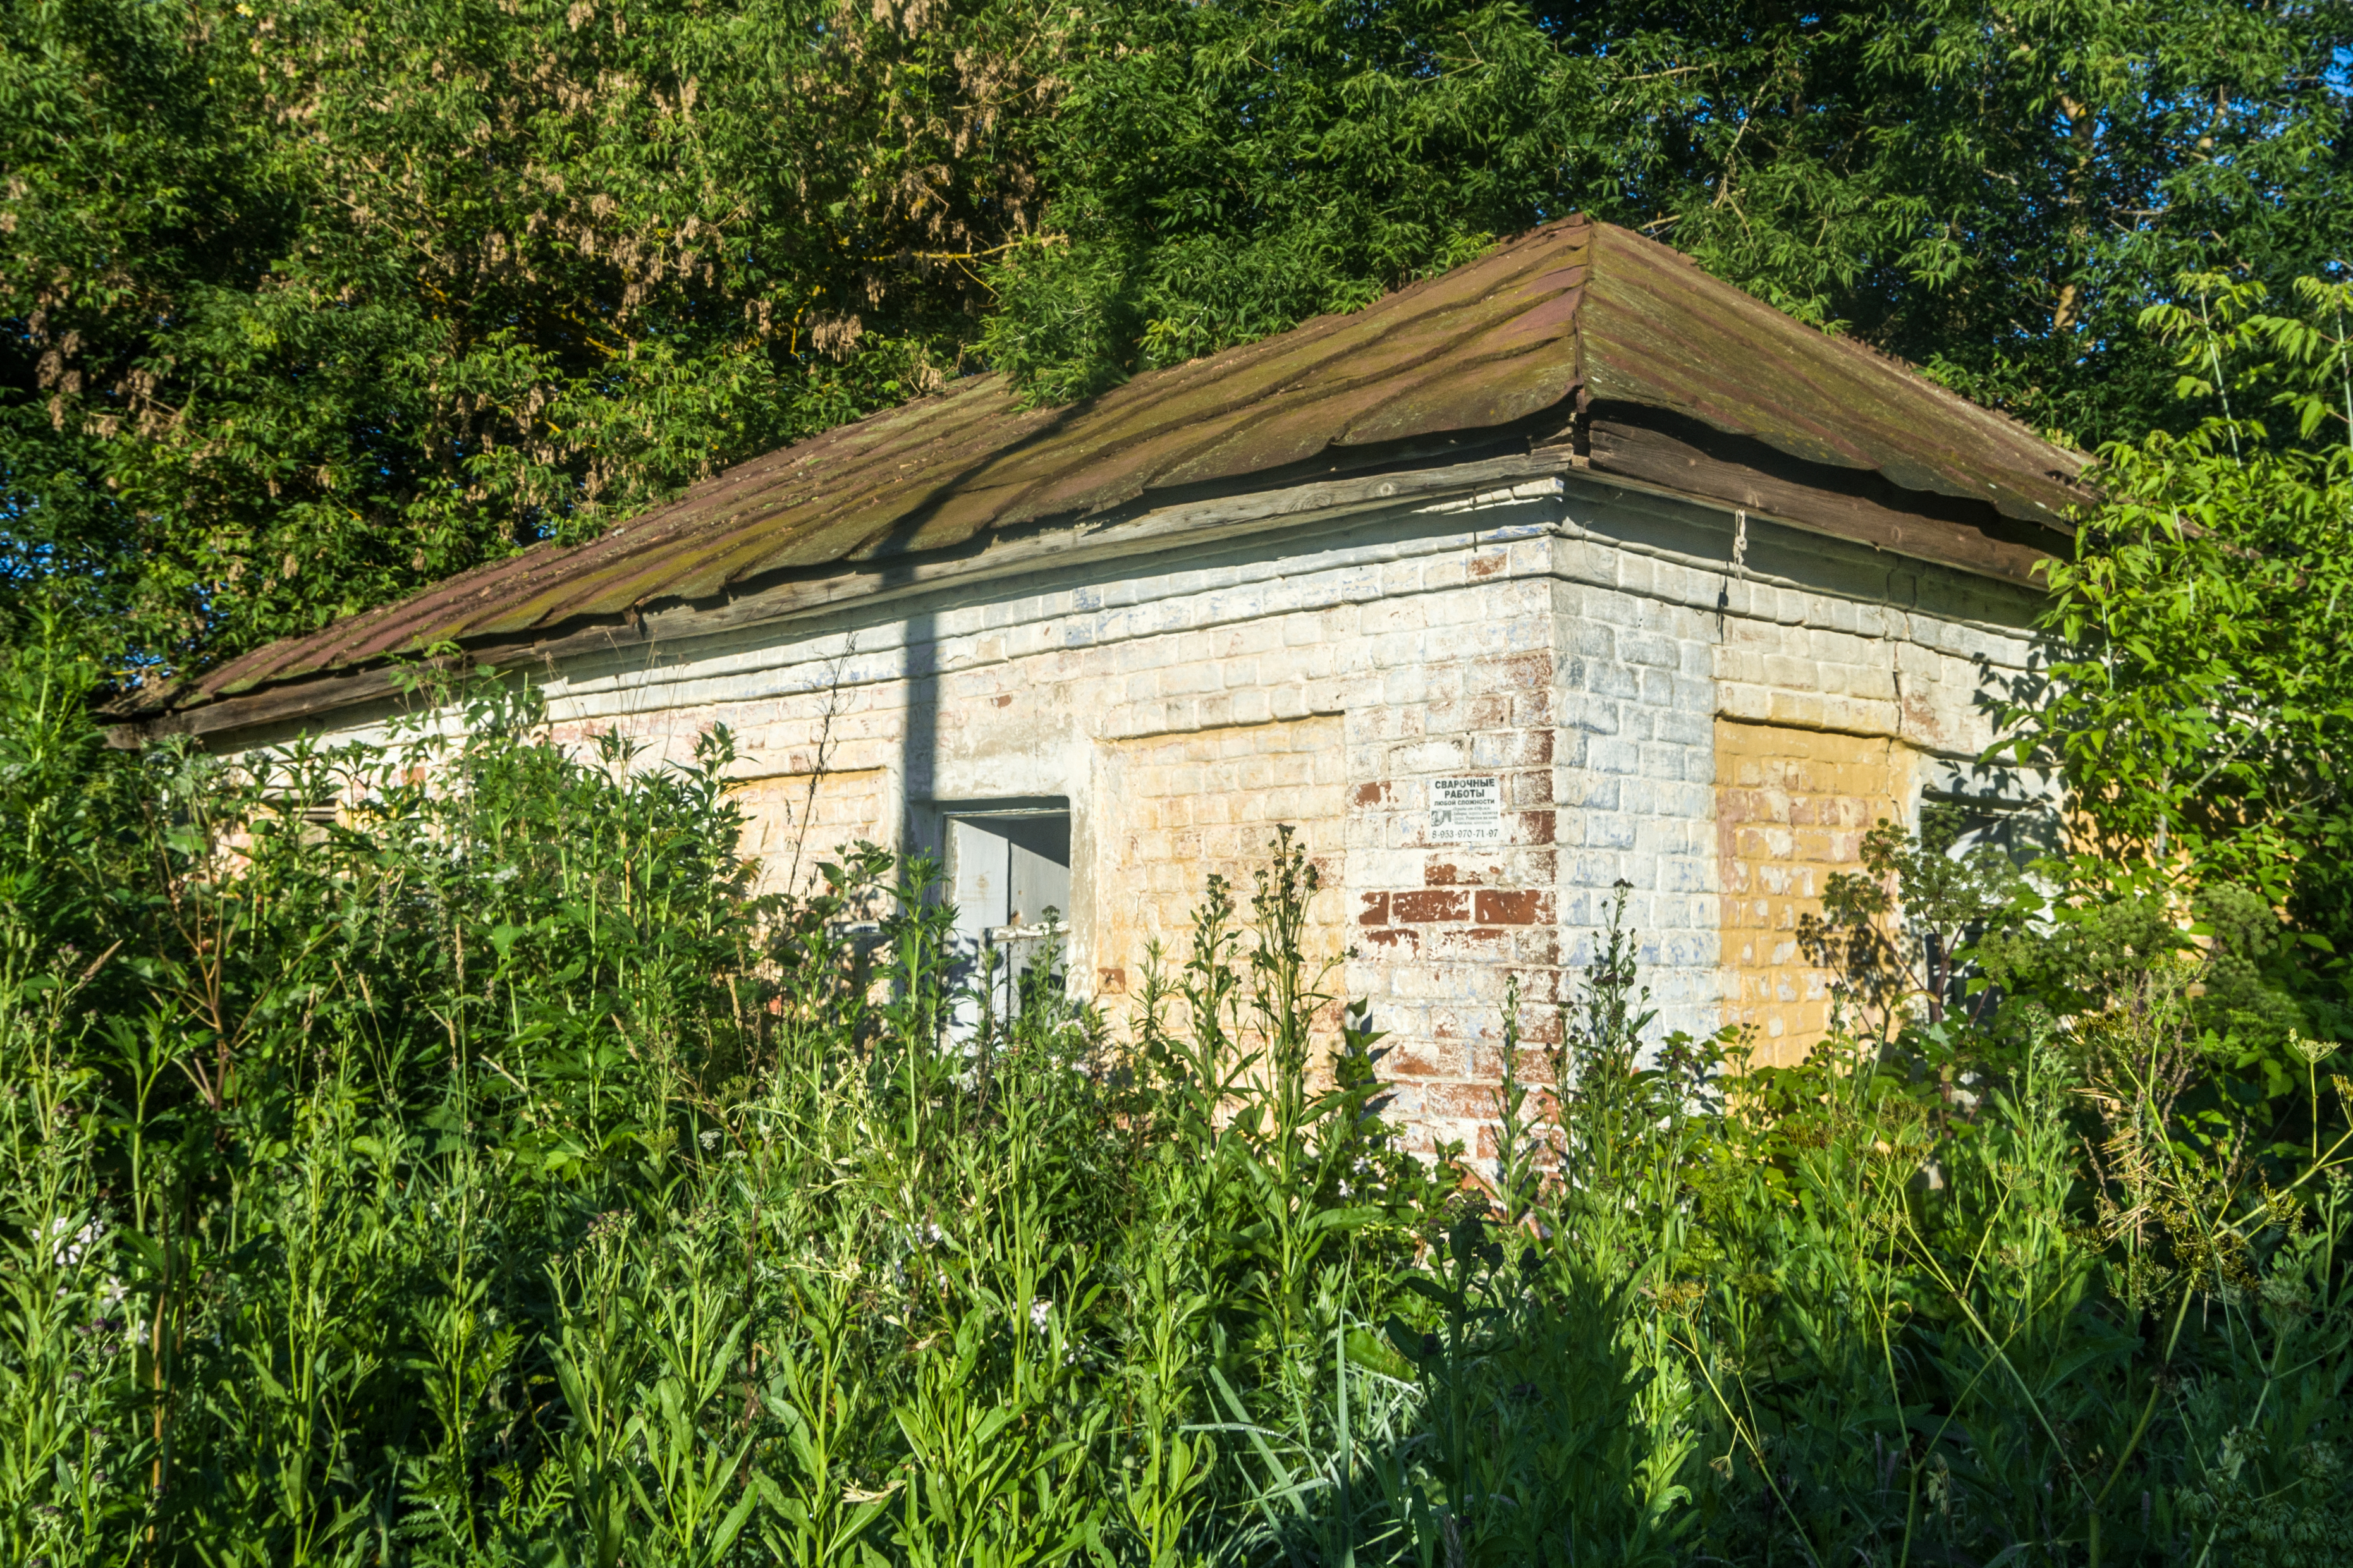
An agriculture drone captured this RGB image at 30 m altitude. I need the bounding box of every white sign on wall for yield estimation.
[1428,775,1503,844]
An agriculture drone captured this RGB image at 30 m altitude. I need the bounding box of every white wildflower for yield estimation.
[47,1219,101,1268]
[1029,1297,1053,1332]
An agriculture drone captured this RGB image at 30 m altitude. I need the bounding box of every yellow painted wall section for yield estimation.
[731,767,891,896]
[1092,717,1348,1023]
[1714,720,1916,1062]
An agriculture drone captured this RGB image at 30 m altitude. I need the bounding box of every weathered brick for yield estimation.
[1474,889,1551,925]
[1424,853,1506,887]
[1389,889,1470,923]
[1428,927,1509,960]
[1421,1080,1510,1121]
[1383,1042,1467,1079]
[1392,738,1468,774]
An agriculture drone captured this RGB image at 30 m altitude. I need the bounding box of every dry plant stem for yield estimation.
[784,634,855,898]
[1676,1335,1826,1568]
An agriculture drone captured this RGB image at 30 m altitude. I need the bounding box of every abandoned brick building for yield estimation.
[114,217,2086,1156]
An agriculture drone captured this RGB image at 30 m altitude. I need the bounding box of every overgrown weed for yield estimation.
[2,640,2349,1565]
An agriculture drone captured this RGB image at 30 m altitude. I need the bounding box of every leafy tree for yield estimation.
[1,0,1054,671]
[1999,274,2353,953]
[980,0,2351,442]
[8,0,2349,678]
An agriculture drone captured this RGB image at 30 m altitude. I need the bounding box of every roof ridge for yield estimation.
[1584,220,2083,477]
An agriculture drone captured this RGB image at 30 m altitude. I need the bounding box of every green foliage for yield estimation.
[1804,803,2031,1033]
[979,0,2349,441]
[1,0,1048,669]
[6,636,2353,1564]
[1999,275,2353,961]
[9,0,2349,673]
[6,4,2352,1559]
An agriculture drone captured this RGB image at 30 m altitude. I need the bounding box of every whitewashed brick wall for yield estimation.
[275,477,2043,1160]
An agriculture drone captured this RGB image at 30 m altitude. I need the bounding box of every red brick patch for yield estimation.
[1357,891,1390,926]
[1389,889,1470,923]
[1476,889,1551,925]
[1382,1043,1460,1079]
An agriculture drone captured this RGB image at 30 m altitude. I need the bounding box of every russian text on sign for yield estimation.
[1429,775,1503,844]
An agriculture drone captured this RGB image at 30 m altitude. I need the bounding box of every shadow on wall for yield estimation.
[898,604,939,866]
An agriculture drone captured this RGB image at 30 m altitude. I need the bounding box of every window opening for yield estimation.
[933,799,1072,1036]
[1914,762,2062,1025]
[1919,760,2062,865]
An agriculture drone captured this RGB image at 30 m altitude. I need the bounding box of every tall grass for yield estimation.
[3,631,2348,1566]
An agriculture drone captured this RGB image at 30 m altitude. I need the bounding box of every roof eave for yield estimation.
[107,442,2070,748]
